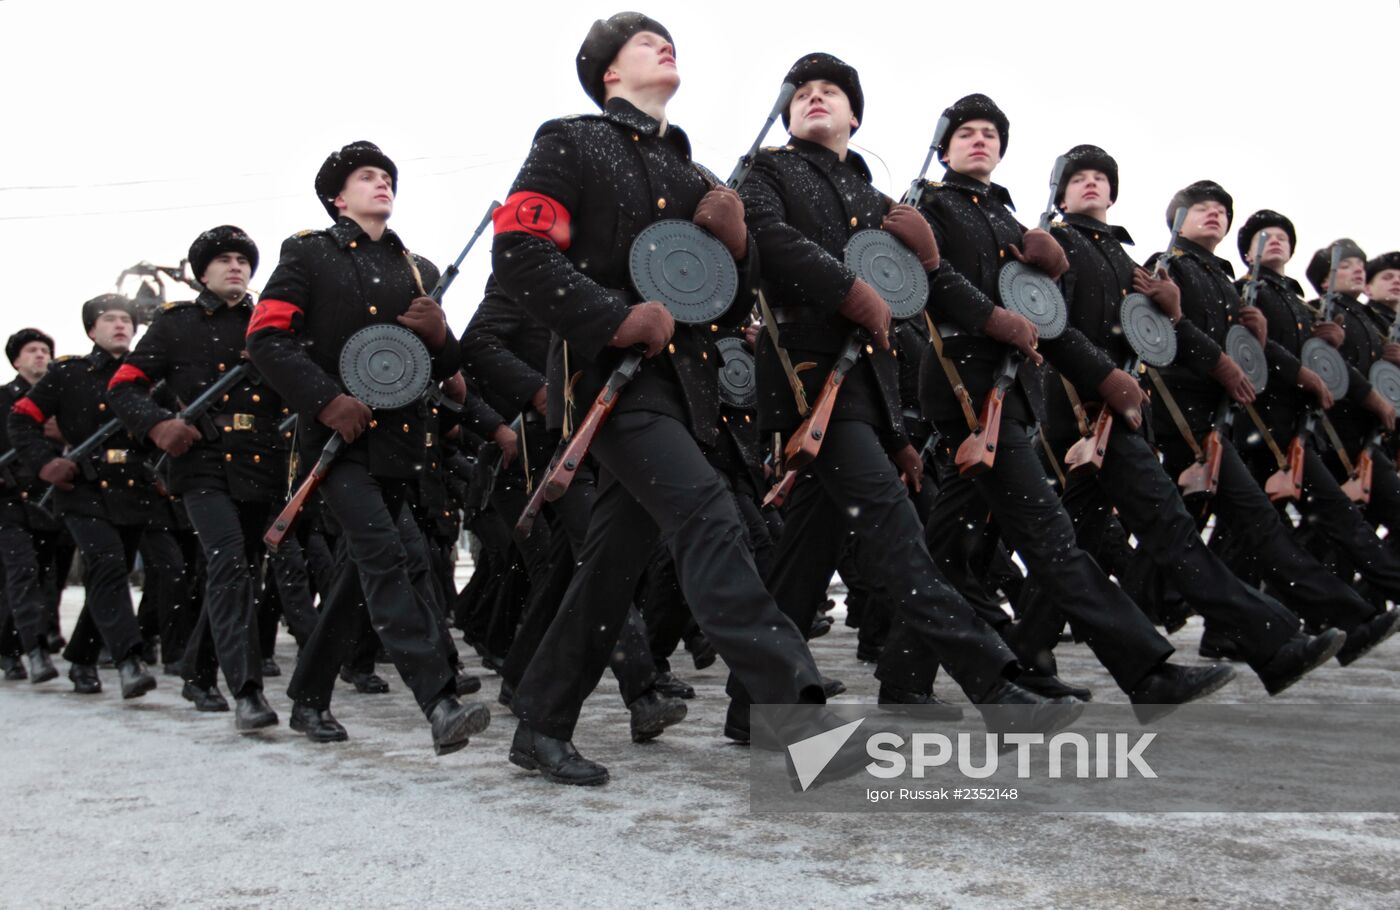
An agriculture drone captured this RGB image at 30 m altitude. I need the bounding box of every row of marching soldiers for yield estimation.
[5,11,1399,789]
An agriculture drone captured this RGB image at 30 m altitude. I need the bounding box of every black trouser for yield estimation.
[739,418,1016,709]
[923,452,1025,628]
[36,528,74,641]
[135,530,184,659]
[514,410,823,741]
[0,519,49,653]
[61,516,144,666]
[179,491,267,696]
[1159,433,1375,632]
[160,530,203,662]
[501,454,655,707]
[397,504,461,672]
[1236,436,1400,604]
[644,475,772,670]
[1025,421,1297,668]
[287,461,453,715]
[925,419,1175,694]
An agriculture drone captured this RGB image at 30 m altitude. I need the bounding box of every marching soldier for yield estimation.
[0,329,60,684]
[1365,252,1400,321]
[108,225,290,728]
[493,15,835,786]
[740,57,1086,726]
[7,296,159,699]
[1035,153,1372,689]
[247,140,491,754]
[1303,241,1400,574]
[1223,213,1400,645]
[911,99,1232,710]
[1145,188,1381,659]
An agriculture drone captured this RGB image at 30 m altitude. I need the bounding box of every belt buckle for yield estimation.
[232,414,254,431]
[105,449,128,464]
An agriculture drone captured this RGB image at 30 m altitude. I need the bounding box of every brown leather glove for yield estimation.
[493,422,519,468]
[982,307,1043,365]
[1297,366,1333,410]
[530,384,548,416]
[397,296,448,351]
[318,393,373,443]
[441,371,467,404]
[148,418,203,457]
[1132,267,1182,322]
[611,302,675,358]
[892,443,923,492]
[1309,320,1344,348]
[1209,353,1256,404]
[692,187,747,261]
[838,279,892,351]
[1008,228,1068,280]
[881,204,939,272]
[1364,388,1397,432]
[742,323,760,350]
[1383,343,1400,367]
[1236,306,1268,346]
[38,458,78,491]
[42,417,65,445]
[1096,369,1146,429]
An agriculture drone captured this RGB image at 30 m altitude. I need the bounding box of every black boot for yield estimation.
[116,655,156,699]
[2,654,27,681]
[27,648,58,685]
[234,689,278,732]
[976,680,1084,737]
[1336,609,1400,667]
[1257,630,1347,695]
[181,681,230,712]
[454,670,482,696]
[290,702,349,743]
[1198,625,1241,661]
[1129,662,1236,723]
[260,657,282,677]
[628,689,688,744]
[497,679,514,708]
[508,721,609,786]
[68,663,101,694]
[821,675,846,698]
[653,671,695,700]
[1015,666,1094,701]
[877,683,964,721]
[43,631,65,654]
[427,696,491,756]
[723,699,750,745]
[338,666,389,694]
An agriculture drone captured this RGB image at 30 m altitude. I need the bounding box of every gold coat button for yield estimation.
[218,363,226,371]
[369,306,378,315]
[369,420,378,429]
[402,423,410,432]
[224,453,232,462]
[252,394,261,403]
[632,133,640,142]
[710,324,718,332]
[744,414,751,423]
[972,195,979,204]
[127,479,135,487]
[253,455,261,463]
[865,344,874,354]
[98,402,106,411]
[100,480,108,489]
[349,240,358,249]
[222,394,229,402]
[849,217,858,227]
[667,343,676,354]
[722,414,729,423]
[701,351,708,361]
[657,197,667,210]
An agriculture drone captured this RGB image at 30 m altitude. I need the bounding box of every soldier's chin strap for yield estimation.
[924,311,981,433]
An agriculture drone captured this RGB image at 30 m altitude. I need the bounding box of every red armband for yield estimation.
[493,191,572,251]
[109,363,150,389]
[247,299,303,336]
[12,397,45,424]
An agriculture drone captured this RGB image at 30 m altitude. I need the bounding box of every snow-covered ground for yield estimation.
[3,573,1398,909]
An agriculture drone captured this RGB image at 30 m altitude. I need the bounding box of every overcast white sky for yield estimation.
[1,0,1396,358]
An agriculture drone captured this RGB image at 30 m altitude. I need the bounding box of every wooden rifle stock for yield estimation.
[264,435,343,551]
[761,334,862,507]
[1180,429,1224,499]
[539,352,642,502]
[1342,446,1374,505]
[1064,406,1113,476]
[1268,436,1306,503]
[514,449,560,542]
[955,386,1006,477]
